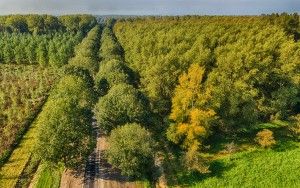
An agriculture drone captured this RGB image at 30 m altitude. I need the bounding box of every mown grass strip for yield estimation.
[0,120,40,187]
[15,154,40,188]
[34,163,64,188]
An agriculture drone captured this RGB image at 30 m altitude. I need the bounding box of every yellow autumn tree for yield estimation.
[168,63,216,150]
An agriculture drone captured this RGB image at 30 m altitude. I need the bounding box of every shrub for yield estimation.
[255,129,276,148]
[105,123,155,178]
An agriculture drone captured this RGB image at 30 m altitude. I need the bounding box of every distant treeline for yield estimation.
[0,14,97,34]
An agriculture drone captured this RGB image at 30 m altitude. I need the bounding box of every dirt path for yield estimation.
[60,170,85,188]
[84,134,144,188]
[60,128,144,188]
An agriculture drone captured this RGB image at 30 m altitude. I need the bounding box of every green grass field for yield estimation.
[191,146,300,188]
[174,136,300,187]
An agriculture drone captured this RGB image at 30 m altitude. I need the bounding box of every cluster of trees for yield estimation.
[114,15,300,171]
[0,15,97,34]
[0,32,83,66]
[94,24,155,177]
[69,26,101,74]
[0,65,61,157]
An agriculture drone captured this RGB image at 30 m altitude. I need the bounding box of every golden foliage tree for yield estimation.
[167,63,216,151]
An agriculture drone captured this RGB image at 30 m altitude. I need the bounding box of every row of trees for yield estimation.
[69,26,101,74]
[94,24,155,178]
[0,65,61,157]
[0,32,83,66]
[114,15,300,172]
[0,14,97,34]
[32,24,102,168]
[35,67,97,168]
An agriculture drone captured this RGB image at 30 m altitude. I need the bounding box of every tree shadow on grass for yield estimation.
[174,160,235,187]
[273,140,299,152]
[271,126,299,152]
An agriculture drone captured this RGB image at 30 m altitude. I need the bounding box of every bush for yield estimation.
[105,123,155,178]
[255,129,276,148]
[94,83,150,133]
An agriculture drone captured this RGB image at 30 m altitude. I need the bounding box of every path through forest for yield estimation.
[60,128,144,188]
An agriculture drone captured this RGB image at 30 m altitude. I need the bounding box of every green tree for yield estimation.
[26,15,44,34]
[5,16,28,33]
[36,74,96,168]
[36,97,95,169]
[95,59,132,95]
[94,84,150,133]
[36,42,48,66]
[106,123,155,178]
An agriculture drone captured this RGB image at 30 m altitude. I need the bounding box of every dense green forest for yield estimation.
[0,14,300,188]
[114,14,300,185]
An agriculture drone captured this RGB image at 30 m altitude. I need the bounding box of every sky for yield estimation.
[0,0,299,15]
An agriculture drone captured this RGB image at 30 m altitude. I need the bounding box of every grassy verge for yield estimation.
[0,121,40,187]
[0,102,45,169]
[15,155,40,188]
[33,163,64,188]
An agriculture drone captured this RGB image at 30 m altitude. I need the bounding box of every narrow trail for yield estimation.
[60,127,144,188]
[83,131,144,188]
[83,127,100,188]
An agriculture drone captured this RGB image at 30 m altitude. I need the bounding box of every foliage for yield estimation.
[36,74,96,169]
[106,123,155,178]
[0,32,83,66]
[94,83,150,133]
[255,129,276,148]
[0,65,60,157]
[99,26,123,61]
[69,25,101,74]
[167,64,216,151]
[95,59,133,94]
[265,13,300,40]
[59,15,97,33]
[0,14,96,34]
[115,15,300,130]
